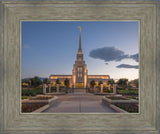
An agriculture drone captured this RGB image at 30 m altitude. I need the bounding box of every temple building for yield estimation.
[49,27,110,88]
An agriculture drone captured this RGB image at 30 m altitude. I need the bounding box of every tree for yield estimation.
[30,76,42,87]
[130,79,139,88]
[43,78,50,84]
[133,79,139,88]
[107,79,115,86]
[117,78,128,87]
[21,79,30,87]
[56,79,61,84]
[98,81,103,85]
[64,78,70,87]
[90,80,96,88]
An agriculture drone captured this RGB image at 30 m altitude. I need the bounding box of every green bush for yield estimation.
[22,89,43,96]
[51,87,56,92]
[116,86,125,90]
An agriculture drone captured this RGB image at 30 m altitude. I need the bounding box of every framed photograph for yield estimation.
[1,0,159,133]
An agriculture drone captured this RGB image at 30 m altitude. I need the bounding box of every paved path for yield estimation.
[43,93,117,113]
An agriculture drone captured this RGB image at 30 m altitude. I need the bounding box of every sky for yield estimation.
[22,21,139,81]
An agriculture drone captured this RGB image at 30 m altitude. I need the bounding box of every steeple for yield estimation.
[78,26,82,54]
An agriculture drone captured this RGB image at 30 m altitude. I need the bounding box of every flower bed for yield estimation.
[22,103,46,113]
[22,96,58,113]
[114,103,139,113]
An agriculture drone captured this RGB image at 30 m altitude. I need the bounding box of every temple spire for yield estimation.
[78,26,82,54]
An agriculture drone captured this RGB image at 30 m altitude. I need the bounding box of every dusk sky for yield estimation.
[22,21,139,80]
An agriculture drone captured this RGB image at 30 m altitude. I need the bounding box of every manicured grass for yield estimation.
[21,96,32,100]
[22,103,46,113]
[117,90,138,95]
[22,88,43,96]
[106,96,127,100]
[115,103,139,113]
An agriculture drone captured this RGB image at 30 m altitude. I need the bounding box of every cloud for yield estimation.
[89,47,139,63]
[116,64,139,69]
[129,53,139,62]
[89,47,129,62]
[23,44,30,48]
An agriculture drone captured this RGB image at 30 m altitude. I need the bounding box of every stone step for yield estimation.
[74,89,86,92]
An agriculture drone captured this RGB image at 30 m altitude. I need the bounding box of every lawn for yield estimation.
[117,90,138,95]
[22,88,43,96]
[21,96,32,100]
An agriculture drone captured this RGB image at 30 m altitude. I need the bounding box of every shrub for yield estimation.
[22,89,43,96]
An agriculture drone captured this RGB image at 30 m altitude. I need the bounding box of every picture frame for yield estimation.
[1,0,159,133]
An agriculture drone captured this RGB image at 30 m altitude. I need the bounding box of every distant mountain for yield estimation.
[22,76,48,81]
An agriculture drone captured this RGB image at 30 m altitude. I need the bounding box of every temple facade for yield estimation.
[49,27,110,88]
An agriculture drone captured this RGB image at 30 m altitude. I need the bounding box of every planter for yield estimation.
[114,103,139,113]
[31,104,50,113]
[22,96,58,113]
[45,92,66,95]
[102,96,138,106]
[110,104,128,113]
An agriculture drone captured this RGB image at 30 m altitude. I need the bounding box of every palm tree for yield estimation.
[64,78,70,93]
[98,81,103,85]
[56,79,61,84]
[117,78,128,88]
[107,79,115,86]
[90,80,96,88]
[30,76,42,88]
[43,78,50,85]
[64,78,70,88]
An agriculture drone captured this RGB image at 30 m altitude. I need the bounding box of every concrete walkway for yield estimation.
[43,93,117,113]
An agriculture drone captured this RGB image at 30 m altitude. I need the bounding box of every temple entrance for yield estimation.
[76,82,84,88]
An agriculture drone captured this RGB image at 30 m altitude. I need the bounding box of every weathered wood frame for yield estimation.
[1,0,159,133]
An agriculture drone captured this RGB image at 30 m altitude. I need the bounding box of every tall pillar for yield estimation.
[113,84,117,94]
[43,84,46,94]
[72,66,76,88]
[48,84,51,93]
[84,65,88,88]
[57,84,60,93]
[108,85,111,91]
[100,84,103,93]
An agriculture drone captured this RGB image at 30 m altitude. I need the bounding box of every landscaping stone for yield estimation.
[102,96,138,105]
